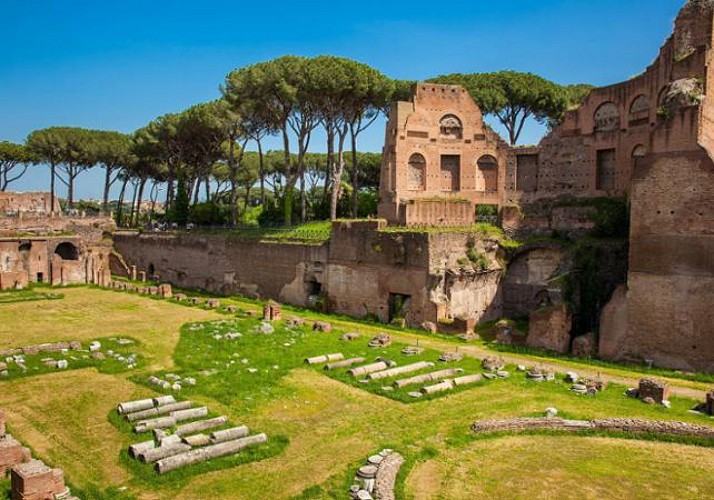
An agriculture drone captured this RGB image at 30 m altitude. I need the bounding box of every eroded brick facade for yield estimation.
[378,83,509,226]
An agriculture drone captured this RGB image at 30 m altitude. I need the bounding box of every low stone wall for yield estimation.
[471,417,714,439]
[374,452,405,500]
[349,449,404,500]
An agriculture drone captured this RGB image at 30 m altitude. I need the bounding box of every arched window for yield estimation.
[629,95,650,124]
[594,102,620,132]
[407,153,426,190]
[477,155,499,192]
[439,114,463,140]
[54,242,79,261]
[632,144,647,158]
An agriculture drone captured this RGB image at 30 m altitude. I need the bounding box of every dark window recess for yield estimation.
[596,149,617,191]
[388,293,411,323]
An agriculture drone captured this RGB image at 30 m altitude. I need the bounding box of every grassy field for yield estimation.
[0,287,713,499]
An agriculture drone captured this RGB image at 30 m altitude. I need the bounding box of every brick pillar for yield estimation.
[10,459,67,500]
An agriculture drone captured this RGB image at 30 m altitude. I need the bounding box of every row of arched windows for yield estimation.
[593,90,672,132]
[407,153,499,191]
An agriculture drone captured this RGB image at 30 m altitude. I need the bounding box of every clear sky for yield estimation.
[0,0,685,199]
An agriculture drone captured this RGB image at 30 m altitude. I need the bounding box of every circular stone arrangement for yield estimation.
[349,449,404,500]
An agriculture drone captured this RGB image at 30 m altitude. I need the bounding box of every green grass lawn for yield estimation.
[2,286,714,500]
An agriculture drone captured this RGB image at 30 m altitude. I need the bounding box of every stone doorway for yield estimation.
[388,293,411,323]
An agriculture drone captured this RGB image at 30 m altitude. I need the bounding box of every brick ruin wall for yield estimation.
[113,232,328,306]
[0,192,59,216]
[600,151,714,371]
[0,215,114,289]
[114,223,504,329]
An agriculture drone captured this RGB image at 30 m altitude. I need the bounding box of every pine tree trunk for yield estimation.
[102,166,112,214]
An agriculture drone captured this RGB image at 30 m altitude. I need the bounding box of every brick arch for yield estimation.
[407,153,426,190]
[439,114,463,140]
[54,242,79,261]
[594,102,620,132]
[476,154,499,193]
[629,94,650,124]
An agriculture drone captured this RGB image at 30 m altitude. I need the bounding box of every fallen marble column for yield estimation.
[138,443,191,463]
[156,433,268,474]
[210,426,249,444]
[304,353,344,365]
[157,434,182,447]
[117,398,154,415]
[174,416,228,437]
[134,417,177,433]
[348,361,388,378]
[420,380,455,395]
[182,434,211,447]
[126,401,193,422]
[453,374,483,386]
[324,357,366,371]
[152,396,176,407]
[170,407,208,423]
[368,362,434,380]
[393,369,461,388]
[128,440,154,459]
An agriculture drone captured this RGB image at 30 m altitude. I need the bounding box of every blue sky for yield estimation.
[0,0,684,199]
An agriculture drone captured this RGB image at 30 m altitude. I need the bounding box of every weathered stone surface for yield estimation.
[438,351,463,363]
[10,459,69,500]
[421,321,437,333]
[368,333,391,348]
[526,303,572,354]
[481,356,504,371]
[312,321,332,333]
[263,302,282,321]
[571,332,596,358]
[638,379,670,404]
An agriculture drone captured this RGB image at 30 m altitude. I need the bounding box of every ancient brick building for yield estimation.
[0,205,114,290]
[378,83,509,226]
[505,0,714,371]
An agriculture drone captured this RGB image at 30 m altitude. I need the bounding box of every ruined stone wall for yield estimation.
[0,192,59,215]
[114,223,503,329]
[327,221,434,324]
[0,236,109,289]
[500,244,566,318]
[602,151,714,371]
[0,214,114,240]
[113,232,328,306]
[505,0,712,205]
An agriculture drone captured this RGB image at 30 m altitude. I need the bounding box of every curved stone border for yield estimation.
[374,451,405,500]
[350,449,404,500]
[471,417,714,439]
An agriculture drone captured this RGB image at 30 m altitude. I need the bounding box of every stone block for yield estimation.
[0,435,29,474]
[526,303,572,354]
[263,302,282,321]
[158,284,172,299]
[10,459,67,500]
[571,332,597,358]
[638,379,670,404]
